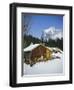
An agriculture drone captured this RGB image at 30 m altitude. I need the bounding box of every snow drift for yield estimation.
[23,52,63,75]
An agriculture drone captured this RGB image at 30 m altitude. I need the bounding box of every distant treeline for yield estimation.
[45,38,63,50]
[23,35,63,50]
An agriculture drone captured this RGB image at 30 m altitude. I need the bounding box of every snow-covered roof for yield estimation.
[50,47,63,53]
[24,43,52,52]
[24,43,62,53]
[24,43,40,52]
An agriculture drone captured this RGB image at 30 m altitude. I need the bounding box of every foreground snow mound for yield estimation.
[24,53,63,75]
[52,52,62,59]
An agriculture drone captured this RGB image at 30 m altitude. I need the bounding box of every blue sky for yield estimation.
[22,14,63,39]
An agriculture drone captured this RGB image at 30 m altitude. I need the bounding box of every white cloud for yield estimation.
[43,27,63,41]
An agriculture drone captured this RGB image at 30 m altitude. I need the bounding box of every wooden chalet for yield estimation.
[24,43,52,65]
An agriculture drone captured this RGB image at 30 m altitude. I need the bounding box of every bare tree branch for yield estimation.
[22,14,32,35]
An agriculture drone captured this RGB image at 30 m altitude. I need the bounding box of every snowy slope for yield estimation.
[23,53,63,75]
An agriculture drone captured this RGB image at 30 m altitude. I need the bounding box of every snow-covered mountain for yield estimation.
[43,27,63,41]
